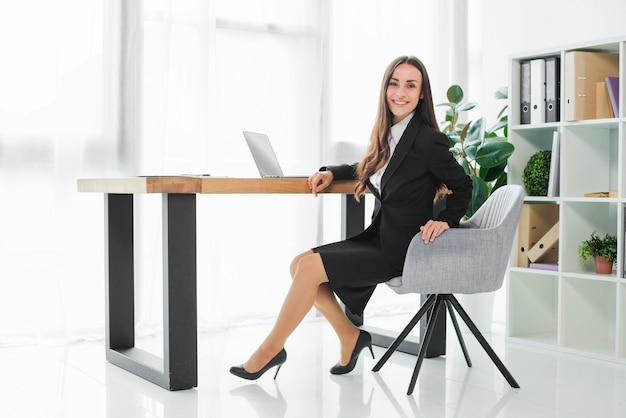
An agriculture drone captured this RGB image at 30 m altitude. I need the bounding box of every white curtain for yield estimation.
[0,0,118,343]
[0,0,469,342]
[137,0,324,333]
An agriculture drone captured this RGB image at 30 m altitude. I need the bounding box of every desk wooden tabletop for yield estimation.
[77,176,358,195]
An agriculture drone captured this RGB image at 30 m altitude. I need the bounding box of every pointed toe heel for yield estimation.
[330,330,374,375]
[230,348,287,380]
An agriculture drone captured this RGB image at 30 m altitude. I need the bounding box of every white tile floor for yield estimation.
[3,318,626,418]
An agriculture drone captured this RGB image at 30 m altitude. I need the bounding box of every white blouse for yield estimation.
[369,112,414,194]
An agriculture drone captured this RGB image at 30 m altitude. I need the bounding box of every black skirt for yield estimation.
[312,222,402,316]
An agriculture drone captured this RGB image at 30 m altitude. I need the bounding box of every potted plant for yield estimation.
[438,85,514,218]
[522,150,551,196]
[577,232,617,274]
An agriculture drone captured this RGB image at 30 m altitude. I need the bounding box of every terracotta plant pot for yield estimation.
[594,256,614,274]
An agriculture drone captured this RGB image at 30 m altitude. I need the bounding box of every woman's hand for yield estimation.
[308,171,334,196]
[420,220,449,243]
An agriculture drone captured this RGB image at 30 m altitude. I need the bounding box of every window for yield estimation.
[141,0,323,320]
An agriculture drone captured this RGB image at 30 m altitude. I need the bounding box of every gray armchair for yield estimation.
[372,184,525,395]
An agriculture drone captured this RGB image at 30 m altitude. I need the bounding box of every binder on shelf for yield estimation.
[517,203,559,267]
[595,81,613,118]
[606,76,619,117]
[520,60,531,124]
[547,131,560,197]
[545,57,560,122]
[530,59,546,124]
[564,51,619,121]
[527,221,559,263]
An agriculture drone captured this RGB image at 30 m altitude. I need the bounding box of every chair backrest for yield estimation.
[385,184,525,295]
[461,184,524,231]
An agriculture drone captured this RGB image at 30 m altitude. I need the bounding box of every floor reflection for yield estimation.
[2,318,626,417]
[106,363,198,418]
[229,383,287,418]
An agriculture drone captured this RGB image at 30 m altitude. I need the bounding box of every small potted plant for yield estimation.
[577,232,617,274]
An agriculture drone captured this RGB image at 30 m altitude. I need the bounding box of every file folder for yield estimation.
[527,221,559,263]
[564,51,619,121]
[547,131,560,197]
[595,81,613,118]
[529,262,558,271]
[520,60,531,124]
[517,203,559,267]
[545,57,560,122]
[606,76,619,117]
[530,59,546,124]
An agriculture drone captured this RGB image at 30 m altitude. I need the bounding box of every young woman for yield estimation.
[230,56,472,380]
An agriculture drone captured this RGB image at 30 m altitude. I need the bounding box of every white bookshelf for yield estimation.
[507,37,626,363]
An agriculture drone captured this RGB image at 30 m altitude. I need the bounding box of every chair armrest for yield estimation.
[388,227,511,295]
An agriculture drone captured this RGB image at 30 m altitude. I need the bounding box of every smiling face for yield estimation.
[386,63,423,124]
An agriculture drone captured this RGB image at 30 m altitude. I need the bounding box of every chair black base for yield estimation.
[372,294,520,395]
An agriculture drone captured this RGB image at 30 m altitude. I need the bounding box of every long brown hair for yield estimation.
[354,56,439,200]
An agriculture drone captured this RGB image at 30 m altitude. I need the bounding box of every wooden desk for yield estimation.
[78,176,438,390]
[78,176,365,390]
[78,176,358,194]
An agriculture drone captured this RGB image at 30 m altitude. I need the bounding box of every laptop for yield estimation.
[243,131,308,178]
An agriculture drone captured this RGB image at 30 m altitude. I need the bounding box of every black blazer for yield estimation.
[322,114,472,271]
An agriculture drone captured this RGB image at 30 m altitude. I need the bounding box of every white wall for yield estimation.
[478,0,626,120]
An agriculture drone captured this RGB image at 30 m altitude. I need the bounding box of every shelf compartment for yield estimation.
[560,201,618,276]
[560,276,617,356]
[508,127,559,191]
[560,125,618,198]
[508,270,558,344]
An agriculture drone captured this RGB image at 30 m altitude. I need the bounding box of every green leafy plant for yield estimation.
[578,232,617,262]
[438,85,514,218]
[522,150,551,196]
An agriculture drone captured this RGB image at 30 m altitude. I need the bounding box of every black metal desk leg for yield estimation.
[105,194,135,351]
[104,193,197,391]
[340,194,366,326]
[420,294,446,357]
[162,193,197,390]
[340,193,365,240]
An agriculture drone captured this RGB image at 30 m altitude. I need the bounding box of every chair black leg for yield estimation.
[447,295,520,388]
[444,298,472,367]
[372,294,436,372]
[407,295,445,395]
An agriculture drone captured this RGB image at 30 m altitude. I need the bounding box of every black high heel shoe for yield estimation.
[230,349,287,380]
[330,330,374,375]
